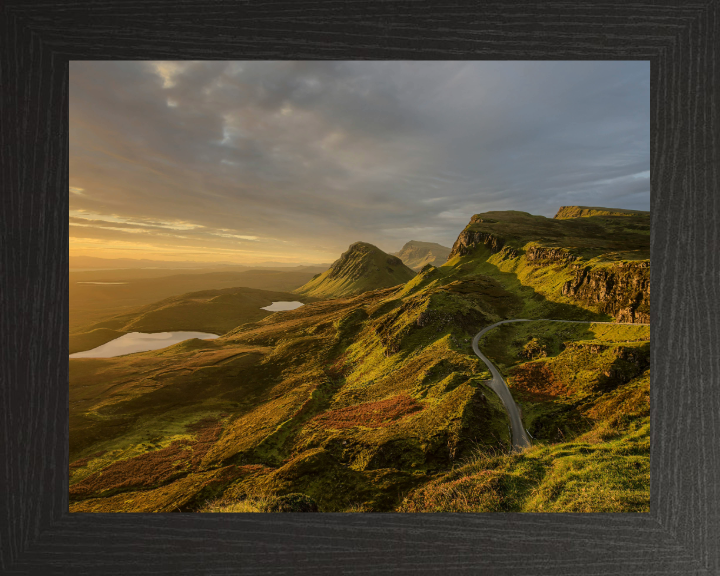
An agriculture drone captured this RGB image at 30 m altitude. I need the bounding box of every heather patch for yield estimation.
[308,394,423,430]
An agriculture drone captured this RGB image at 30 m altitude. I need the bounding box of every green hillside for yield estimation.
[442,210,650,323]
[68,207,650,513]
[295,242,416,299]
[399,320,649,512]
[554,205,650,219]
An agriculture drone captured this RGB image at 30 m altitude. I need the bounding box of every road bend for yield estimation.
[471,318,650,453]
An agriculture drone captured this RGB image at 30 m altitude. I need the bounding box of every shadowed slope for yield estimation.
[444,210,650,323]
[295,242,416,299]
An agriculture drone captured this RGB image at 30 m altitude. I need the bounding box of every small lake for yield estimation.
[261,301,305,311]
[69,331,219,359]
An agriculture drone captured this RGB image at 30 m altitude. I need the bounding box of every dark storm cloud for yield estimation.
[70,61,649,260]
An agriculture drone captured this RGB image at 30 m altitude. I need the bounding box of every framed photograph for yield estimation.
[2,2,718,574]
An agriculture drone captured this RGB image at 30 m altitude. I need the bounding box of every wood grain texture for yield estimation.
[1,1,718,574]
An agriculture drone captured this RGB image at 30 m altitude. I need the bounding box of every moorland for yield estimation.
[68,206,650,513]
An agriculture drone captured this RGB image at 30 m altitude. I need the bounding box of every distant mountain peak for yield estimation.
[393,240,451,271]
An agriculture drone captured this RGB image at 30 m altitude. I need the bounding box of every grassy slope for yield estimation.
[295,242,416,299]
[398,321,650,512]
[440,210,649,321]
[453,210,649,256]
[397,417,649,512]
[69,281,516,512]
[554,206,650,219]
[68,209,650,513]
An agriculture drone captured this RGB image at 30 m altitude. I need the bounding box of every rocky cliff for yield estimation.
[446,209,650,323]
[562,261,650,323]
[448,230,506,259]
[525,245,578,264]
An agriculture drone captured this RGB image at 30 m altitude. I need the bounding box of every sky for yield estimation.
[70,60,650,265]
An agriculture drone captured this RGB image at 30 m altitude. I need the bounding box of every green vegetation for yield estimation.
[201,492,319,513]
[397,418,649,513]
[554,205,651,220]
[296,242,416,299]
[69,282,514,512]
[477,320,649,440]
[396,319,651,513]
[69,208,650,513]
[449,209,649,257]
[444,209,650,322]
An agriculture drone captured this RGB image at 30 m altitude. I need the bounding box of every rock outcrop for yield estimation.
[448,230,505,259]
[525,245,578,264]
[447,209,650,323]
[562,261,650,323]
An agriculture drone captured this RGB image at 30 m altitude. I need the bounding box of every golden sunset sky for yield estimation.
[70,61,650,266]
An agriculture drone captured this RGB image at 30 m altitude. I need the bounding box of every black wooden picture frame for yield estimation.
[1,2,718,574]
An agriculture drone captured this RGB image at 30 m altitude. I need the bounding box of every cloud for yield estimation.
[70,60,649,260]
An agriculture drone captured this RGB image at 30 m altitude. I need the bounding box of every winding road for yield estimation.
[471,318,651,452]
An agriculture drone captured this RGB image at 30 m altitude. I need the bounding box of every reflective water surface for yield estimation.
[69,331,219,358]
[261,301,305,311]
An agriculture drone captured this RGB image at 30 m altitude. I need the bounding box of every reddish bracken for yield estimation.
[308,394,423,430]
[69,440,193,497]
[236,464,272,476]
[324,353,352,379]
[187,418,223,468]
[69,450,107,471]
[510,362,568,399]
[69,418,226,499]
